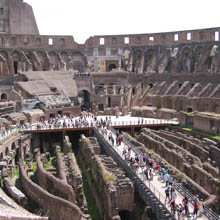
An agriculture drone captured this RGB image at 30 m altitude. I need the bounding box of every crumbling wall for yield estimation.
[36,153,76,204]
[137,129,220,196]
[79,136,134,220]
[19,162,89,220]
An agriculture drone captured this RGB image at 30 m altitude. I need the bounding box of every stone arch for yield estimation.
[11,50,21,74]
[11,142,16,151]
[158,48,171,73]
[0,50,10,73]
[108,63,117,72]
[5,147,9,156]
[25,51,36,71]
[144,48,156,73]
[36,51,48,71]
[78,90,91,110]
[179,46,193,73]
[193,45,205,72]
[48,51,59,70]
[60,51,69,69]
[11,50,21,62]
[194,45,204,55]
[132,49,142,72]
[71,51,87,72]
[0,50,9,60]
[1,93,7,100]
[72,61,84,73]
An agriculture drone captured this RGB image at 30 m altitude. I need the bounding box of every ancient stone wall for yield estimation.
[19,162,89,220]
[0,0,39,35]
[137,129,220,197]
[8,0,39,35]
[56,142,88,211]
[84,27,219,48]
[79,135,134,220]
[36,153,76,204]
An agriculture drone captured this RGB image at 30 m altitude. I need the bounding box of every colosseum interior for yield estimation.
[0,0,220,220]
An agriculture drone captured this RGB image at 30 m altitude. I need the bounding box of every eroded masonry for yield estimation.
[0,0,220,220]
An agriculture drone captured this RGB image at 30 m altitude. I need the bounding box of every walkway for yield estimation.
[21,115,179,132]
[97,127,210,220]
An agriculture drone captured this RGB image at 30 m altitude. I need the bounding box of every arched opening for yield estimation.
[5,147,9,156]
[11,142,16,151]
[108,63,117,72]
[49,51,59,70]
[119,210,130,220]
[117,87,121,95]
[0,152,3,161]
[1,93,7,100]
[72,61,84,73]
[78,90,91,111]
[14,61,18,74]
[132,87,136,96]
[98,104,104,111]
[12,51,20,74]
[107,96,111,108]
[180,47,193,73]
[15,148,19,164]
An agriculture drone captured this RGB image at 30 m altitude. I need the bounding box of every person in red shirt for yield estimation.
[193,200,199,217]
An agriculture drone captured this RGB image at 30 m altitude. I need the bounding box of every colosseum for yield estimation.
[0,0,219,220]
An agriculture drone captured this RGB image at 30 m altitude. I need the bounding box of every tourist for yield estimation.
[168,175,174,186]
[193,199,199,218]
[161,168,167,181]
[151,168,154,180]
[165,187,170,203]
[144,168,149,180]
[177,203,184,220]
[164,172,169,187]
[171,188,177,202]
[170,199,176,215]
[182,196,189,216]
[198,199,204,217]
[122,145,127,156]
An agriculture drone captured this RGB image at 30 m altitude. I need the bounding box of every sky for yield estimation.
[24,0,220,44]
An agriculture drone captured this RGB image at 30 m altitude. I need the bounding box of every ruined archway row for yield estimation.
[0,49,88,74]
[129,43,220,74]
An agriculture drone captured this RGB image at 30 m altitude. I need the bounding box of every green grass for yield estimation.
[32,162,37,172]
[182,127,192,131]
[11,166,19,179]
[104,173,116,182]
[43,156,56,169]
[180,127,220,141]
[82,172,101,220]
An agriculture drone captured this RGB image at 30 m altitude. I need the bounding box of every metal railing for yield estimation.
[0,128,19,143]
[94,127,176,220]
[110,126,220,220]
[175,183,220,220]
[20,118,179,132]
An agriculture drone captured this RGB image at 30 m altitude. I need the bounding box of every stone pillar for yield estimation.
[63,136,72,155]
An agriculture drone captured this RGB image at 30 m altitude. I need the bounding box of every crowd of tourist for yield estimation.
[100,126,206,220]
[21,112,114,131]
